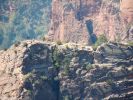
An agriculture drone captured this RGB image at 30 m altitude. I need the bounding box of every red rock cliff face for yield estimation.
[48,0,133,44]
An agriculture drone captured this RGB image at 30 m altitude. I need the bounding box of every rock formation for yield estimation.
[0,1,133,100]
[48,0,133,44]
[0,40,133,100]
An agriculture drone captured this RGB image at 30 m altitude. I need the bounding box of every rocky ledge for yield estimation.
[0,40,133,100]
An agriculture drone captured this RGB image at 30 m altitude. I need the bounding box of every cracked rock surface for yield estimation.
[0,40,133,100]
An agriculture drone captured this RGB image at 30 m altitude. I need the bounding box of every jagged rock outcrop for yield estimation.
[0,40,133,100]
[48,0,133,44]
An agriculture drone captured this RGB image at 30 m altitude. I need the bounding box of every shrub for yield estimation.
[93,34,108,50]
[64,66,69,75]
[63,55,72,75]
[4,48,7,51]
[52,47,62,69]
[40,75,48,80]
[14,41,21,47]
[56,40,62,45]
[64,95,69,100]
[86,63,93,70]
[23,42,28,47]
[14,50,17,54]
[65,45,69,49]
[52,46,71,75]
[106,79,113,85]
[96,34,107,45]
[54,76,59,81]
[42,36,46,41]
[127,41,133,46]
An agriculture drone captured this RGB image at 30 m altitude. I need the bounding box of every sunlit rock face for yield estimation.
[120,0,133,42]
[48,0,133,44]
[120,0,133,23]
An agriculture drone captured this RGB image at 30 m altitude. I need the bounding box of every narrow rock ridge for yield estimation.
[0,40,133,100]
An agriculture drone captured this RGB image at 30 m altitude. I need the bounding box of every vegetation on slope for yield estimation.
[0,0,51,49]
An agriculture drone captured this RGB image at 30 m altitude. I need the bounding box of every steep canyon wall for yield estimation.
[48,0,133,44]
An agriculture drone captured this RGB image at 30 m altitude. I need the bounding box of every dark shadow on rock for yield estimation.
[22,43,60,100]
[22,43,51,74]
[0,34,3,45]
[86,20,97,44]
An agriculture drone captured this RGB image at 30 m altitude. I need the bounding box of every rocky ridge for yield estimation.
[0,40,133,100]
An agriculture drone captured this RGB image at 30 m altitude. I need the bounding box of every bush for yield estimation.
[65,45,69,49]
[4,48,7,51]
[14,50,17,54]
[93,34,108,50]
[42,36,46,41]
[14,41,21,47]
[56,40,62,45]
[63,95,69,100]
[106,79,113,85]
[64,65,69,75]
[86,63,93,70]
[40,75,48,80]
[52,47,62,69]
[23,42,28,47]
[127,41,133,46]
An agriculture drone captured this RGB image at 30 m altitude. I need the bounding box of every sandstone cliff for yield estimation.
[48,0,133,44]
[0,40,133,100]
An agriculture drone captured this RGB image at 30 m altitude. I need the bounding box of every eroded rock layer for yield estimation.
[48,0,133,44]
[0,40,133,100]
